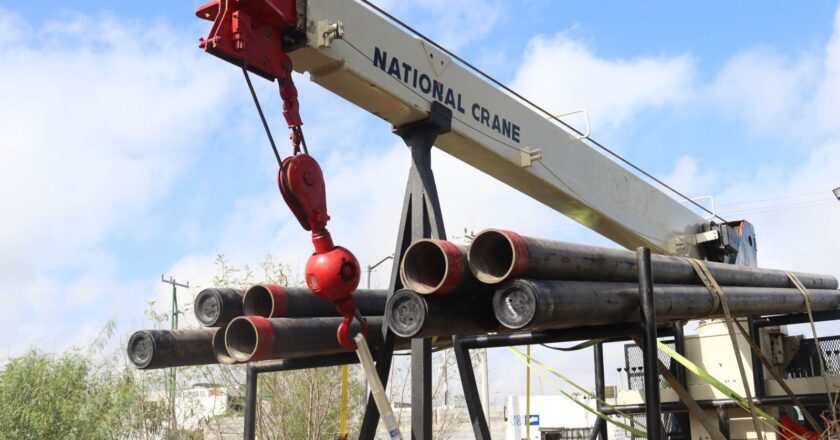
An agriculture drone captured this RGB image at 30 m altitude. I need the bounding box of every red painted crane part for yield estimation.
[196,0,365,349]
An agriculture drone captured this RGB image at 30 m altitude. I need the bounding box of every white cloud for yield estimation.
[709,7,840,142]
[510,33,697,130]
[370,0,503,50]
[0,11,241,356]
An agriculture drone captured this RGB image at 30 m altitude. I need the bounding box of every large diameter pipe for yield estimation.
[493,279,840,331]
[194,288,244,327]
[468,229,838,290]
[386,289,501,338]
[400,240,476,295]
[127,329,217,370]
[225,316,385,362]
[242,284,387,318]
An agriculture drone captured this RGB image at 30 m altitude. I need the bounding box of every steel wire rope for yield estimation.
[358,0,727,224]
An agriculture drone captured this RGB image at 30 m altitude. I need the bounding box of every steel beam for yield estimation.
[593,342,608,440]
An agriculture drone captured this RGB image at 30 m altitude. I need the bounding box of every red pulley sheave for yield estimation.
[279,153,366,350]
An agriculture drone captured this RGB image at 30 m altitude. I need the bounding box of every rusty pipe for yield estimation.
[242,284,387,318]
[493,279,840,331]
[127,329,217,370]
[468,229,838,289]
[386,289,502,338]
[193,288,244,327]
[399,239,476,295]
[225,316,385,362]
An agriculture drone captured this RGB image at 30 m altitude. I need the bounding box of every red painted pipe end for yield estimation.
[400,239,466,295]
[467,229,530,284]
[243,284,289,317]
[225,316,275,362]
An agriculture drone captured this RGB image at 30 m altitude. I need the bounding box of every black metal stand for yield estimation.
[637,247,662,440]
[592,343,608,440]
[358,102,453,440]
[453,338,492,439]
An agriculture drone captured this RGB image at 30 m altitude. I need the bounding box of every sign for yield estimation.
[510,414,540,427]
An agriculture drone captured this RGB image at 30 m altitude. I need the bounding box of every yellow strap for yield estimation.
[509,346,643,427]
[786,270,836,420]
[339,364,348,439]
[526,344,531,440]
[508,347,647,437]
[658,341,805,440]
[688,258,763,437]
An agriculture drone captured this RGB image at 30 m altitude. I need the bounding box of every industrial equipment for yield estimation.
[126,1,839,439]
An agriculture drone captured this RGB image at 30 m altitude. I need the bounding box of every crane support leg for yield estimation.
[358,102,454,440]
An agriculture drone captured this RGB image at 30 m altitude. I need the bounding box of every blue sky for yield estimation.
[1,0,839,398]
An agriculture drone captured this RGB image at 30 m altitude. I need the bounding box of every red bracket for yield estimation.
[196,0,302,128]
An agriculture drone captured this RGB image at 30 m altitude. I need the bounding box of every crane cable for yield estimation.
[359,0,727,225]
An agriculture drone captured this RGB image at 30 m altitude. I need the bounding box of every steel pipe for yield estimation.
[242,284,387,318]
[468,229,838,289]
[127,329,217,370]
[225,316,385,362]
[400,239,476,295]
[493,279,840,331]
[193,288,244,327]
[386,289,501,338]
[212,326,238,365]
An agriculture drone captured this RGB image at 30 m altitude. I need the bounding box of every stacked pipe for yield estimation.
[128,285,387,370]
[387,239,504,338]
[394,229,840,335]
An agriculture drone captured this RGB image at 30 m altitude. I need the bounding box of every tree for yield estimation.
[0,327,167,439]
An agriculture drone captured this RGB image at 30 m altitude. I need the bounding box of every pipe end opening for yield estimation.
[225,318,259,362]
[401,240,448,294]
[212,328,237,365]
[243,285,276,317]
[469,230,516,284]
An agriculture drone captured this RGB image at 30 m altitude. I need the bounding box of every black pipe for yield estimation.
[193,288,244,327]
[242,284,387,318]
[244,365,257,440]
[127,329,217,370]
[753,309,840,328]
[492,279,840,331]
[460,323,646,349]
[225,316,385,362]
[588,419,606,440]
[638,247,662,440]
[467,229,837,289]
[593,343,608,440]
[385,289,500,338]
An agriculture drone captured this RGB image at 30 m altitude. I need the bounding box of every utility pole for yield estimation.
[161,274,189,431]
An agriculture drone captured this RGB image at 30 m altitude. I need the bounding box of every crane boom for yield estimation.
[198,0,753,261]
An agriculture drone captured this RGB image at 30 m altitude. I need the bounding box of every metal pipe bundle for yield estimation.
[242,284,387,317]
[225,316,385,362]
[193,288,244,327]
[399,239,476,295]
[493,279,840,331]
[386,289,501,338]
[127,329,218,370]
[467,229,838,289]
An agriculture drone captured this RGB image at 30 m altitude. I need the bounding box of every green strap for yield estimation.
[657,341,805,440]
[508,348,647,437]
